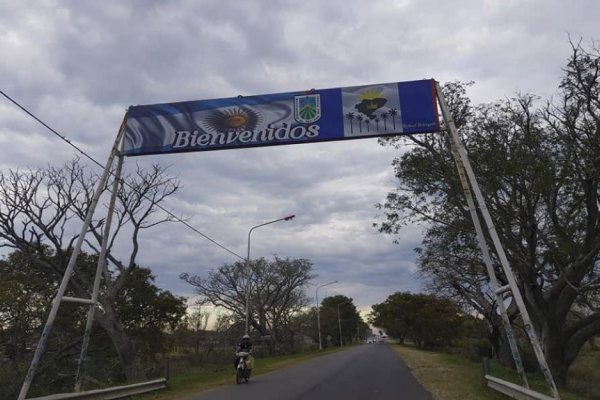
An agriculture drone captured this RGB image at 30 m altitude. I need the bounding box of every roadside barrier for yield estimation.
[25,378,167,400]
[485,375,556,400]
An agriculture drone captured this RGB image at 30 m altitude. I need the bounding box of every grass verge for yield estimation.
[136,346,345,399]
[391,344,590,400]
[566,342,600,398]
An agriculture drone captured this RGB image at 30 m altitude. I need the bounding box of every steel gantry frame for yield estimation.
[19,82,561,400]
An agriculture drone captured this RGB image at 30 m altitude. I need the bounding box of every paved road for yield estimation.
[185,343,432,400]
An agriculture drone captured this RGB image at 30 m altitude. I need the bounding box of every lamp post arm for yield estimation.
[337,300,350,347]
[245,214,295,335]
[247,214,296,250]
[315,280,338,350]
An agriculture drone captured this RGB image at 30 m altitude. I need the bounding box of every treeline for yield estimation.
[0,249,188,397]
[369,292,469,349]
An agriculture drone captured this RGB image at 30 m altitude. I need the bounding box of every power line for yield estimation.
[1,89,105,170]
[0,89,245,260]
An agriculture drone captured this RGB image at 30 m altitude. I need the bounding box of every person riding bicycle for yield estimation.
[234,334,254,370]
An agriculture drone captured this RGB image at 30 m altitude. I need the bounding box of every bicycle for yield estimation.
[235,351,251,384]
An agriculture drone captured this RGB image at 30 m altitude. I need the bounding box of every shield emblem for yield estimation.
[294,94,321,124]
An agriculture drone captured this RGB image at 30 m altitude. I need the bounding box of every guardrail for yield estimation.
[485,375,557,400]
[26,378,168,400]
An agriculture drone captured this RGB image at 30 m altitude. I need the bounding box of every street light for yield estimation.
[245,214,295,335]
[316,280,337,350]
[337,299,350,347]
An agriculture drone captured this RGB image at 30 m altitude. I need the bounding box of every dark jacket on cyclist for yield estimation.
[237,335,252,353]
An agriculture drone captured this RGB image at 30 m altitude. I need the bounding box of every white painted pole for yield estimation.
[437,90,529,388]
[316,281,336,350]
[245,215,295,335]
[74,152,124,391]
[337,300,349,347]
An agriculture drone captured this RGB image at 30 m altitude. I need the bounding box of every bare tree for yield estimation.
[181,256,313,346]
[0,157,181,383]
[186,304,211,354]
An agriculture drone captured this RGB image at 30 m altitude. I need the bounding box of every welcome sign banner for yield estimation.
[122,79,440,156]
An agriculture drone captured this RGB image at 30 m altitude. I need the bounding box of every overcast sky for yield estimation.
[1,0,598,318]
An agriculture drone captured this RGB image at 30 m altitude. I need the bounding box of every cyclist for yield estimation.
[234,334,253,369]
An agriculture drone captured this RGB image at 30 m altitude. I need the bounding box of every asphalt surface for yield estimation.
[185,343,433,400]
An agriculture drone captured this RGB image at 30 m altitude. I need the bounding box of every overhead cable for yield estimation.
[0,89,244,260]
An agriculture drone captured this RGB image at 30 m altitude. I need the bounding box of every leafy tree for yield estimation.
[376,40,600,383]
[0,248,186,397]
[1,249,105,396]
[181,256,314,347]
[368,292,463,348]
[113,267,187,356]
[287,307,319,345]
[319,295,365,347]
[0,250,56,361]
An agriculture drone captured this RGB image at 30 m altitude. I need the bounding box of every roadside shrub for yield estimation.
[456,338,493,362]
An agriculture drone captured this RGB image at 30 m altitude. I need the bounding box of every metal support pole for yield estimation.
[74,153,124,392]
[435,82,559,399]
[245,242,251,335]
[19,115,128,400]
[245,215,295,335]
[316,281,336,350]
[442,116,529,388]
[337,306,343,347]
[316,288,322,350]
[337,302,348,347]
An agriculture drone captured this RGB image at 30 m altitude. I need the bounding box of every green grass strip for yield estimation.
[391,344,589,400]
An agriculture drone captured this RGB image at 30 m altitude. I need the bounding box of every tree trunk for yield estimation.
[541,320,588,386]
[488,313,517,368]
[543,332,568,386]
[95,307,147,383]
[545,348,568,386]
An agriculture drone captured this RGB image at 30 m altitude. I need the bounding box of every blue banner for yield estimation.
[123,79,440,156]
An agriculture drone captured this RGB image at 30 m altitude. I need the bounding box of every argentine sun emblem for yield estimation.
[294,94,321,124]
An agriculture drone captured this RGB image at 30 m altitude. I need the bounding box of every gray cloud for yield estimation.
[1,0,597,316]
